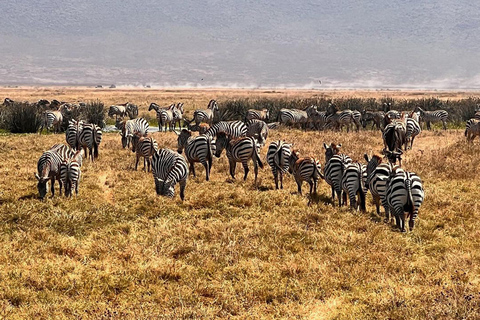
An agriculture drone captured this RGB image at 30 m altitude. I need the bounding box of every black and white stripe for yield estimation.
[465,118,480,142]
[361,110,385,130]
[405,117,421,150]
[65,119,85,150]
[246,119,269,147]
[193,99,218,126]
[267,140,292,189]
[120,118,150,148]
[245,108,269,122]
[108,104,127,119]
[60,158,82,197]
[152,148,189,200]
[288,150,323,196]
[474,105,480,120]
[131,134,158,171]
[341,162,367,211]
[78,123,102,162]
[177,129,213,181]
[39,110,63,133]
[204,120,247,139]
[277,109,308,128]
[214,133,264,184]
[172,103,184,129]
[159,104,176,132]
[324,110,356,132]
[415,107,448,130]
[324,154,352,205]
[386,168,425,232]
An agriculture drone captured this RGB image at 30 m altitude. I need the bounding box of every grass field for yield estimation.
[0,88,479,319]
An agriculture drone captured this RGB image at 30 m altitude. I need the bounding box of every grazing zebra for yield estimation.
[108,104,127,119]
[405,116,421,150]
[361,110,385,130]
[152,148,189,200]
[172,103,184,129]
[324,154,352,206]
[65,119,85,150]
[341,162,367,211]
[119,118,149,148]
[60,158,81,197]
[245,108,269,122]
[214,133,264,184]
[266,140,292,189]
[382,120,407,165]
[288,150,323,196]
[78,123,102,162]
[131,133,158,171]
[414,106,448,130]
[193,99,218,126]
[246,119,269,147]
[176,129,213,181]
[204,120,247,139]
[386,168,425,232]
[465,118,480,142]
[364,154,398,222]
[277,109,308,128]
[39,110,63,133]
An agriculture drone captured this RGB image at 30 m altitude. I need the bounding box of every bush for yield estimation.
[83,100,106,128]
[0,102,42,133]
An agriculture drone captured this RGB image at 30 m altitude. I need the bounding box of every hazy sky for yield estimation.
[1,1,479,88]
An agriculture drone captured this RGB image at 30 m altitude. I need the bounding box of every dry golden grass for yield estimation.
[0,89,479,319]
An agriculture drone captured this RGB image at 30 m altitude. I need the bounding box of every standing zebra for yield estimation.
[246,119,269,148]
[108,104,127,119]
[60,157,82,197]
[405,113,421,150]
[364,154,398,222]
[288,150,323,196]
[65,119,85,150]
[193,99,219,126]
[78,123,102,162]
[204,120,247,139]
[361,109,384,130]
[324,153,352,206]
[152,148,189,200]
[131,133,158,171]
[214,133,264,185]
[172,103,184,129]
[176,129,213,181]
[125,103,139,119]
[277,108,308,129]
[382,120,407,165]
[266,140,292,189]
[323,142,342,163]
[39,110,63,133]
[465,118,480,142]
[324,110,356,132]
[386,168,425,232]
[414,106,448,130]
[341,162,367,211]
[119,118,150,148]
[245,108,269,122]
[148,103,175,132]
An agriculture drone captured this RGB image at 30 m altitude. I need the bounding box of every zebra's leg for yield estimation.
[442,120,447,130]
[50,177,56,197]
[350,191,357,210]
[331,185,336,203]
[427,121,431,130]
[273,169,279,189]
[179,179,187,201]
[341,190,347,207]
[409,210,418,231]
[295,176,303,195]
[253,160,259,185]
[201,160,209,181]
[229,159,237,179]
[373,194,381,215]
[190,161,196,177]
[147,157,151,172]
[308,180,314,195]
[134,154,139,171]
[242,161,250,181]
[313,179,318,194]
[280,171,284,189]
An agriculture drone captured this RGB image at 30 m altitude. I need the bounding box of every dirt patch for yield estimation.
[98,172,114,204]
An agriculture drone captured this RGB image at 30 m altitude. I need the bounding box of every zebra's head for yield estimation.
[214,132,229,158]
[176,129,191,154]
[288,149,300,174]
[155,178,175,198]
[383,148,403,166]
[148,103,158,112]
[131,133,141,153]
[35,173,49,199]
[208,100,218,111]
[323,142,342,163]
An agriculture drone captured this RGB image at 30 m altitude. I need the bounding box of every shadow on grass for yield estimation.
[18,193,39,201]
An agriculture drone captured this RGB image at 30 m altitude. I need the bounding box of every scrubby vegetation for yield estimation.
[82,100,106,128]
[0,102,42,133]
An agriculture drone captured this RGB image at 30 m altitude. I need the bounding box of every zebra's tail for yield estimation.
[357,165,366,211]
[206,136,213,169]
[405,177,414,216]
[272,141,283,171]
[253,140,264,169]
[93,127,99,159]
[314,158,324,180]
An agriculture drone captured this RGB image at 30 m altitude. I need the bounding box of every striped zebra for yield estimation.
[204,120,247,139]
[323,142,342,163]
[361,109,385,130]
[324,110,356,132]
[65,119,85,150]
[245,108,269,122]
[60,157,81,197]
[119,118,149,148]
[152,148,189,200]
[288,150,323,196]
[39,110,63,133]
[277,108,308,129]
[405,116,421,150]
[386,168,425,232]
[382,120,407,165]
[78,123,102,162]
[131,133,158,171]
[266,122,280,130]
[324,154,352,206]
[176,129,213,181]
[172,103,184,129]
[385,110,400,120]
[364,154,398,222]
[125,103,139,119]
[49,143,84,167]
[341,162,367,211]
[266,140,292,189]
[310,110,327,130]
[148,103,175,132]
[3,98,14,106]
[414,106,448,130]
[246,119,269,147]
[465,118,480,142]
[193,99,219,126]
[474,105,480,120]
[214,133,264,184]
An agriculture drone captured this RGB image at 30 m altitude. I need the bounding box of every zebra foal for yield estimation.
[288,150,323,196]
[176,129,213,181]
[131,133,158,171]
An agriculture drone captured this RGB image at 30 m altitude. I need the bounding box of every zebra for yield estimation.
[385,110,401,120]
[414,106,448,130]
[119,118,149,148]
[351,110,362,131]
[148,103,174,131]
[382,119,407,165]
[125,103,139,119]
[245,108,269,122]
[214,133,264,185]
[341,162,367,211]
[267,140,292,190]
[309,110,327,130]
[323,142,342,163]
[246,119,269,148]
[361,109,385,130]
[176,129,214,181]
[65,119,85,150]
[152,148,189,200]
[192,99,219,126]
[277,108,308,129]
[364,154,398,222]
[49,143,84,167]
[288,149,323,196]
[60,157,82,197]
[131,133,158,171]
[3,98,14,106]
[405,114,421,150]
[474,105,480,120]
[465,118,480,142]
[204,120,247,139]
[324,110,356,132]
[39,110,63,133]
[386,168,425,232]
[324,154,352,206]
[108,104,127,119]
[172,102,184,129]
[78,123,102,162]
[266,122,280,130]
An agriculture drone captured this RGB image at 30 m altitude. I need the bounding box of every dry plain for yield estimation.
[0,88,479,319]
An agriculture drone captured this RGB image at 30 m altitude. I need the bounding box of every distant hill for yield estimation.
[0,1,479,88]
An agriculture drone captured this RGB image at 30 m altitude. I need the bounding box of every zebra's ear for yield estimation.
[323,142,328,150]
[364,154,370,162]
[337,143,342,148]
[35,173,40,181]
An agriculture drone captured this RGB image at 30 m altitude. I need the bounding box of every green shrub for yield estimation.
[0,102,42,133]
[83,100,106,128]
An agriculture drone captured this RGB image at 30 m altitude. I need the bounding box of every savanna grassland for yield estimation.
[0,88,479,319]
